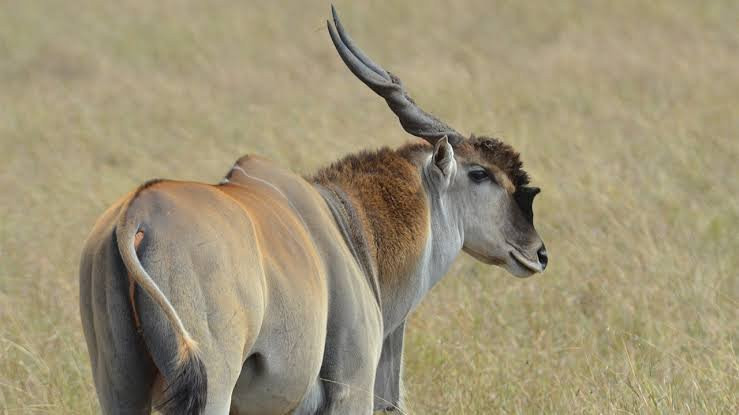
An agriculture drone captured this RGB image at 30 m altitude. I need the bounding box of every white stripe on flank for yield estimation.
[229,164,291,203]
[225,163,310,239]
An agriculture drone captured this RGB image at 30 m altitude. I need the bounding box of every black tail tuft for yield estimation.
[156,352,208,415]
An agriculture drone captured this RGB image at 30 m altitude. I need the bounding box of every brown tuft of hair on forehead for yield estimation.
[457,135,530,188]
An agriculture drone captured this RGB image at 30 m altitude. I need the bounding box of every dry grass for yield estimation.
[0,1,737,413]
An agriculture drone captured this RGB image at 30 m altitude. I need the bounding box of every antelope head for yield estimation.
[328,7,547,277]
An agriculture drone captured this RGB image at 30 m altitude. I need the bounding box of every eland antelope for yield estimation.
[79,6,547,415]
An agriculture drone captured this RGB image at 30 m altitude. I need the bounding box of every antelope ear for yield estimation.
[432,136,455,177]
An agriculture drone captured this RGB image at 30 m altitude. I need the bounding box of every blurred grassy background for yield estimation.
[0,0,737,413]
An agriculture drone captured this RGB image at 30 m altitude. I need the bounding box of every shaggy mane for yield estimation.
[310,142,428,184]
[310,142,430,288]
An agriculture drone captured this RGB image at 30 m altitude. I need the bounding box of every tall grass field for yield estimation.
[0,1,736,413]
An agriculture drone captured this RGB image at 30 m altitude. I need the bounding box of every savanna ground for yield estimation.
[1,1,737,413]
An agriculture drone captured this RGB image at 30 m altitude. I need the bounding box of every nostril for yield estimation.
[537,246,548,269]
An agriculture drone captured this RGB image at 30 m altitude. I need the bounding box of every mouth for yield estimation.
[509,250,542,274]
[464,248,505,266]
[463,246,542,278]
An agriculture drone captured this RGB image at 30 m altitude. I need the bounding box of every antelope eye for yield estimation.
[468,169,489,183]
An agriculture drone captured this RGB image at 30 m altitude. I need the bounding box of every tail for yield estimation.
[116,194,208,415]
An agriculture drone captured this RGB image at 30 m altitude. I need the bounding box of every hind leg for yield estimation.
[81,242,156,414]
[90,341,155,415]
[197,352,242,415]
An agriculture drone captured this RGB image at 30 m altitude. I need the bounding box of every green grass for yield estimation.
[1,1,737,413]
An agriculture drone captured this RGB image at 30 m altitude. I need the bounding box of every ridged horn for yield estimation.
[327,5,465,145]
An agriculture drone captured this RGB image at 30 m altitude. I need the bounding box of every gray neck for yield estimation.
[380,155,464,335]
